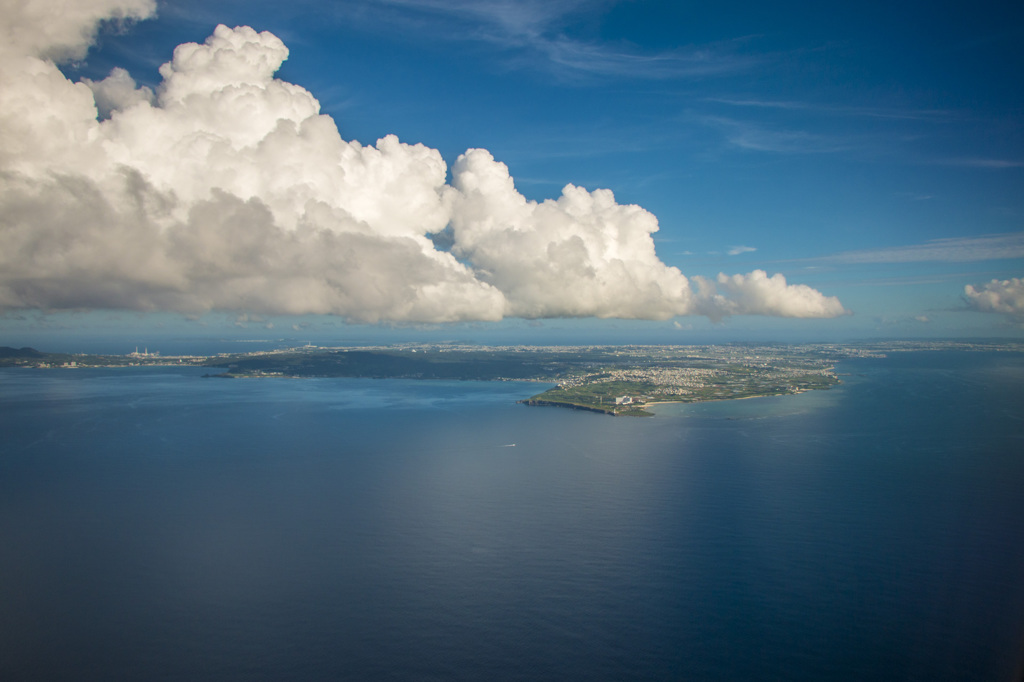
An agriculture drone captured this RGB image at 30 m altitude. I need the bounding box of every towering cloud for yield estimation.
[450,149,699,319]
[0,0,846,323]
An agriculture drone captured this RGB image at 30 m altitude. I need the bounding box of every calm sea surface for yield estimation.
[1,351,1023,681]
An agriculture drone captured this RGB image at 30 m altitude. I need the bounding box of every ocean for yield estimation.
[1,350,1023,681]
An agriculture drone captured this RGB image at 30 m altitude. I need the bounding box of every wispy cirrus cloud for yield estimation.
[525,35,754,80]
[703,97,955,122]
[700,98,1024,169]
[934,157,1024,169]
[700,115,854,154]
[337,0,758,81]
[375,0,578,30]
[822,233,1024,264]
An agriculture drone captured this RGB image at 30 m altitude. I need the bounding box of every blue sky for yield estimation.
[1,0,1022,350]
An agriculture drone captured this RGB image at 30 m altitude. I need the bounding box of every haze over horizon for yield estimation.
[1,0,1022,348]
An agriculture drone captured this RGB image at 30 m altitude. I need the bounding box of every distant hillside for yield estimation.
[0,346,44,358]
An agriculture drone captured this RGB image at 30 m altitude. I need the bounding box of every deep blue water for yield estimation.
[1,351,1023,681]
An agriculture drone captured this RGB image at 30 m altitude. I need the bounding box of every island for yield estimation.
[4,340,1019,416]
[196,344,853,415]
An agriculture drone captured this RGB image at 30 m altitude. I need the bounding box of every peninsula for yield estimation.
[6,340,1017,416]
[203,343,855,415]
[0,342,869,416]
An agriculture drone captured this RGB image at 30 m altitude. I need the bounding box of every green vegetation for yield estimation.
[211,348,576,380]
[524,362,841,416]
[524,381,658,416]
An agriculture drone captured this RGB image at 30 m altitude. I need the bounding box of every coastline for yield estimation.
[526,383,842,417]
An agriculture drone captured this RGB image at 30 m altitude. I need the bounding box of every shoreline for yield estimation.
[529,385,840,417]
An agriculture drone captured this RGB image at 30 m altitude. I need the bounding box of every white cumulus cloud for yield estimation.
[450,149,697,320]
[964,278,1024,320]
[0,0,155,62]
[693,271,847,321]
[82,67,154,119]
[0,0,846,324]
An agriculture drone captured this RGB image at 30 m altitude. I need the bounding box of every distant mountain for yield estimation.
[0,346,45,358]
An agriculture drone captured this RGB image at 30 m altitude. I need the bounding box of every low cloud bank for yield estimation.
[964,278,1024,320]
[0,1,846,323]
